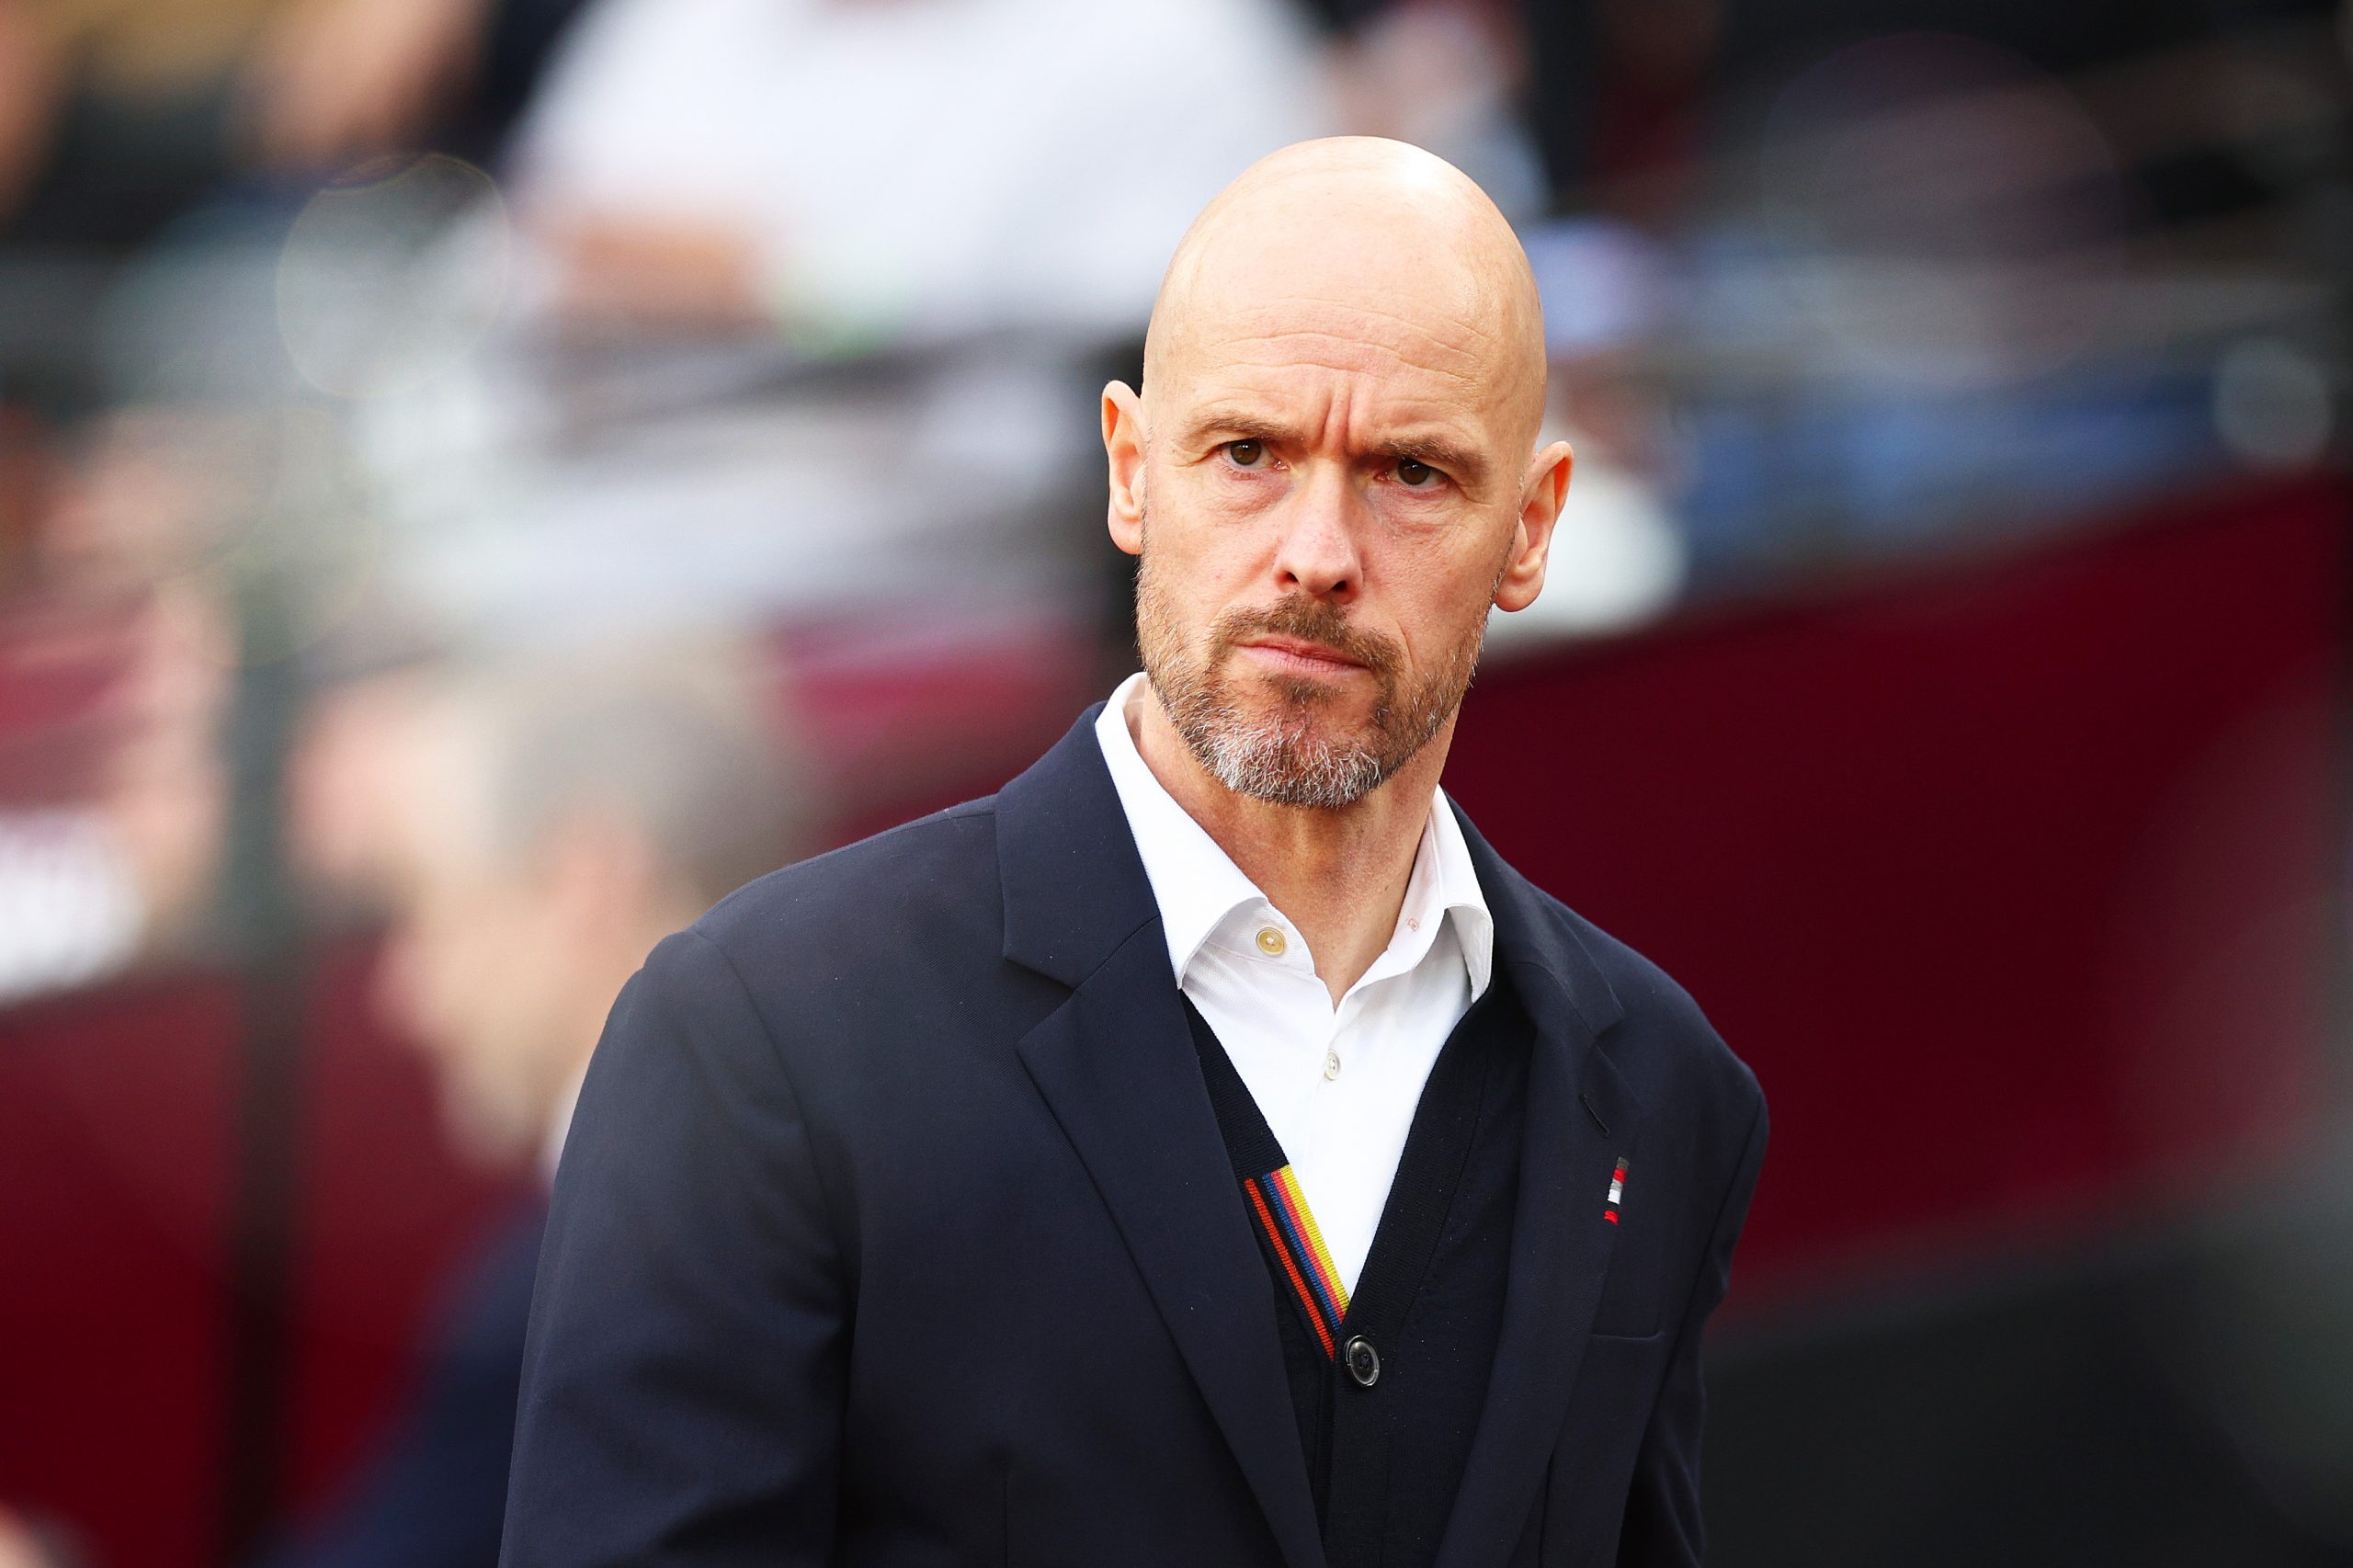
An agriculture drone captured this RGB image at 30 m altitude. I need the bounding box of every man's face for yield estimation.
[1123,263,1543,809]
[378,838,574,1167]
[365,711,583,1171]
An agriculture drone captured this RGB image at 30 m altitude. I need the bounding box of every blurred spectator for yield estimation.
[237,0,591,175]
[501,0,1333,344]
[271,644,798,1567]
[330,0,1341,663]
[0,583,231,1000]
[0,0,591,418]
[0,406,240,1003]
[0,0,588,238]
[0,0,278,248]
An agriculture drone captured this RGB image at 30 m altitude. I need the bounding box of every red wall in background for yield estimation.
[1449,476,2347,1305]
[0,474,2342,1564]
[0,974,240,1568]
[0,950,523,1568]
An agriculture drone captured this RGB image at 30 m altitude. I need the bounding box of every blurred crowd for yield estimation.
[0,0,2344,1562]
[0,0,2336,995]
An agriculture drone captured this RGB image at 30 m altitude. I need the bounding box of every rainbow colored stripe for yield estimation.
[1242,1165,1349,1357]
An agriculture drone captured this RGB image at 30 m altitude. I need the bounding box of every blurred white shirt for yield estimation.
[510,0,1336,340]
[1093,673,1493,1296]
[354,0,1333,654]
[0,811,144,1006]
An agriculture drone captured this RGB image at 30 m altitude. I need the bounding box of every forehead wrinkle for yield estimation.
[1187,300,1508,397]
[1204,337,1486,397]
[1239,285,1500,344]
[1187,341,1522,437]
[1184,357,1495,430]
[1212,314,1495,379]
[1189,273,1500,366]
[1178,400,1483,453]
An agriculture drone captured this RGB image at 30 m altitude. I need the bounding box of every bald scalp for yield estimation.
[1142,137,1549,451]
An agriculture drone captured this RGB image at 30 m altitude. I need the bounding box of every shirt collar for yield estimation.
[1093,672,1492,1000]
[1424,774,1496,999]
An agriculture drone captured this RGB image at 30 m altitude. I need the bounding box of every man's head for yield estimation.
[1104,137,1570,809]
[367,652,792,1168]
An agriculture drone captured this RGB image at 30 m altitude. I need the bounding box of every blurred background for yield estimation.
[0,0,2344,1562]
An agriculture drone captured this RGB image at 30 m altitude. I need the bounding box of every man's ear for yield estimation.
[1103,381,1146,558]
[1495,438,1573,614]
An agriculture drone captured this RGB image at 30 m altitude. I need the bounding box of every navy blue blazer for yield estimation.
[503,709,1768,1568]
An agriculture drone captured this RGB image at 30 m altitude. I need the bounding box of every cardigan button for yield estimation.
[1343,1335,1381,1388]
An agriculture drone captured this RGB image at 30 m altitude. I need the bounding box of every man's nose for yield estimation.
[1271,466,1365,603]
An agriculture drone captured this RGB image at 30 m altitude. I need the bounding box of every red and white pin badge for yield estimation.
[1604,1156,1628,1224]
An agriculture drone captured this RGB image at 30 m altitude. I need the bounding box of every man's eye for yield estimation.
[1395,459,1439,488]
[1226,439,1267,469]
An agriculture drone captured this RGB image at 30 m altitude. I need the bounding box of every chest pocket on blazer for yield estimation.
[1586,1178,1672,1340]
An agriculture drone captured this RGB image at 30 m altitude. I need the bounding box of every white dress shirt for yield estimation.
[512,0,1330,339]
[1094,674,1494,1296]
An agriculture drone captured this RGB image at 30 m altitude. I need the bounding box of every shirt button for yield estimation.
[1323,1050,1341,1081]
[1343,1335,1381,1388]
[1256,926,1287,957]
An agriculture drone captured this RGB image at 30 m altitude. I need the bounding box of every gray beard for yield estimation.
[1134,545,1492,811]
[1170,677,1404,810]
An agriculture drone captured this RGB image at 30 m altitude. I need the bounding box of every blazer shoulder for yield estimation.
[1526,882,1763,1121]
[688,796,1003,982]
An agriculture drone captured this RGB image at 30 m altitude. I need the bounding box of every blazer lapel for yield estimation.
[998,713,1326,1568]
[1432,812,1638,1568]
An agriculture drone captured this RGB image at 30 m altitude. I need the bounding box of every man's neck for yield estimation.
[1130,684,1454,1006]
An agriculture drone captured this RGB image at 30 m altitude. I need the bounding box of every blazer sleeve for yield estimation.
[502,926,849,1567]
[1613,1089,1768,1568]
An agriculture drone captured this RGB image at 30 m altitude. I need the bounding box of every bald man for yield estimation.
[504,140,1768,1568]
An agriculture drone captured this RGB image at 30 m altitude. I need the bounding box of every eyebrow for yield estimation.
[1178,408,1492,490]
[1377,432,1490,490]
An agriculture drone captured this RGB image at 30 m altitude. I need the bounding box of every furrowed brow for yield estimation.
[1379,434,1489,489]
[1178,409,1302,451]
[1177,406,1492,488]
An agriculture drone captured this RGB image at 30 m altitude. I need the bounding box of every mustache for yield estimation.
[1211,597,1401,680]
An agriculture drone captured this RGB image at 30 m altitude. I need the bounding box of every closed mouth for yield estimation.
[1236,635,1366,674]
